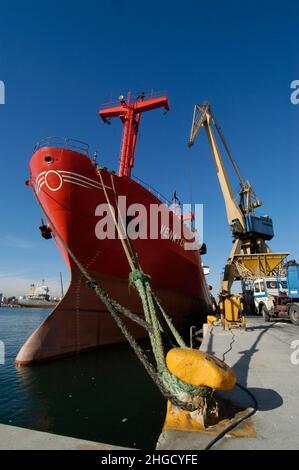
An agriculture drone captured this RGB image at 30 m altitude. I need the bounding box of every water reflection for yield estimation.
[1,308,165,449]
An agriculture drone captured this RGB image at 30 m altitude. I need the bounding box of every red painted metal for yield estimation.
[16,94,212,366]
[99,93,169,177]
[16,146,211,365]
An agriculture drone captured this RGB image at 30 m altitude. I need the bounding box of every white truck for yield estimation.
[253,263,299,325]
[253,277,288,318]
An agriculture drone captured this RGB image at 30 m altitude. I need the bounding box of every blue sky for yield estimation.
[0,0,298,296]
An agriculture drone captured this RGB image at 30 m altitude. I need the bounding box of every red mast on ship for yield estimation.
[99,92,169,177]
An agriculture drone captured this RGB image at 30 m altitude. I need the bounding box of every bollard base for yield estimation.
[163,398,256,437]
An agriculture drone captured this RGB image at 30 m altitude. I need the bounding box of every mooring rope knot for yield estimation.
[129,269,151,288]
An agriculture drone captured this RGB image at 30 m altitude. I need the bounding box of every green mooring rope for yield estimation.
[98,169,212,404]
[33,169,212,408]
[129,268,211,399]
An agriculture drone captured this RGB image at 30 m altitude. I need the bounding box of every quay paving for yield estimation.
[157,318,299,450]
[0,423,131,450]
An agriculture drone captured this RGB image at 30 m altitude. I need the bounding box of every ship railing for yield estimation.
[132,174,196,232]
[131,174,173,207]
[34,137,90,156]
[99,90,168,109]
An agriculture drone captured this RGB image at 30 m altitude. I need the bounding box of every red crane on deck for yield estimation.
[99,92,169,177]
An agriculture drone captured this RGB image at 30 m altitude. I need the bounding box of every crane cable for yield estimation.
[209,109,246,189]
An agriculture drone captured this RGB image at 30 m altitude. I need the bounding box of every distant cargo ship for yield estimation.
[18,281,58,308]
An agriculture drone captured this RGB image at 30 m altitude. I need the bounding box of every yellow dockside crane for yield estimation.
[188,103,287,329]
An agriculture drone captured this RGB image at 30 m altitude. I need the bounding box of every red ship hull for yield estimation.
[16,145,211,365]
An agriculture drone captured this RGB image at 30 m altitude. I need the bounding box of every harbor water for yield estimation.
[0,307,165,449]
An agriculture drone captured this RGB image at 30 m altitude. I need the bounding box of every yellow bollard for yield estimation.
[163,348,236,432]
[166,348,236,391]
[163,400,206,431]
